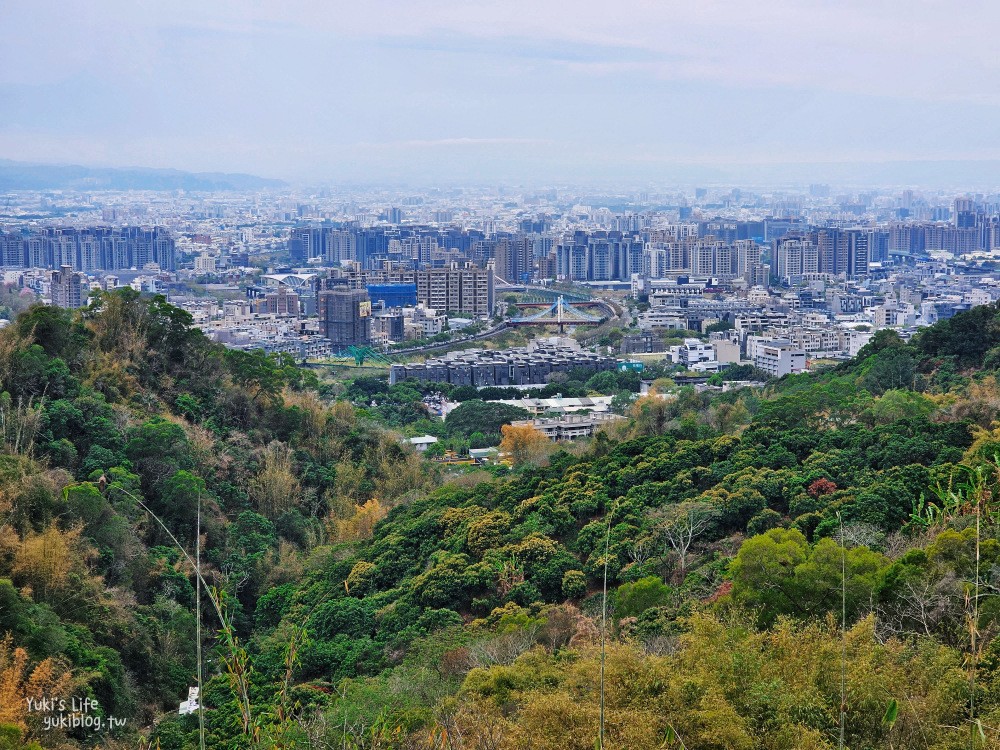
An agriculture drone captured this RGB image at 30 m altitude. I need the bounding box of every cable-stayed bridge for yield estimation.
[509,295,607,331]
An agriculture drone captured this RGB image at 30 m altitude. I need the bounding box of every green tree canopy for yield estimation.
[730,527,888,625]
[445,400,530,437]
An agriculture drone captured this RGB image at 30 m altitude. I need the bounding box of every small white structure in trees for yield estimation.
[179,686,200,716]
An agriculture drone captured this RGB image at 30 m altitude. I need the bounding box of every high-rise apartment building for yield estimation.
[735,240,767,286]
[843,230,869,278]
[0,233,22,266]
[289,226,361,265]
[50,265,84,309]
[866,229,889,264]
[816,228,869,278]
[954,198,977,229]
[774,237,819,283]
[325,230,356,264]
[494,235,533,283]
[289,227,321,262]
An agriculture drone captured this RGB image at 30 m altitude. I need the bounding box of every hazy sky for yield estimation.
[2,0,999,184]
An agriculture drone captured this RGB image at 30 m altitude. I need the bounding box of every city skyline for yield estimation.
[4,1,1000,186]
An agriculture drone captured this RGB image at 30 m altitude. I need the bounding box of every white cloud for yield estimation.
[6,0,998,102]
[2,0,1000,180]
[361,138,552,149]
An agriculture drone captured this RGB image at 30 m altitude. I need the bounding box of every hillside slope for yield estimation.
[3,295,1000,748]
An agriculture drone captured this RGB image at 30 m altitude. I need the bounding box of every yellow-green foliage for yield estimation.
[447,612,972,750]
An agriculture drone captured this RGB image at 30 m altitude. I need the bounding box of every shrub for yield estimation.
[561,570,587,600]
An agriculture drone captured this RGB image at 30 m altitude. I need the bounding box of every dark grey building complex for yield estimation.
[621,333,666,354]
[318,283,371,349]
[389,344,616,386]
[0,226,176,271]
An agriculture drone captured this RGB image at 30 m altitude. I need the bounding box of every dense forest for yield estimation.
[5,291,1000,748]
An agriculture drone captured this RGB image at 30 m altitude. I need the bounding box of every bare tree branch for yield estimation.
[652,502,718,577]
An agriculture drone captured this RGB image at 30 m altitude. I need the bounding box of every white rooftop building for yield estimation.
[754,339,807,378]
[409,435,439,452]
[668,338,716,367]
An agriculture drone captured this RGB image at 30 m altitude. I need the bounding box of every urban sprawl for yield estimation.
[3,185,998,388]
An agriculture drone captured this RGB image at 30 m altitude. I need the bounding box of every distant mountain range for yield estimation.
[0,160,286,192]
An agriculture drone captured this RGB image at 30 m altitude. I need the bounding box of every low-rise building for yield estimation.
[754,339,807,377]
[668,338,716,367]
[846,330,874,356]
[621,333,665,354]
[390,342,616,387]
[713,339,741,364]
[512,412,624,440]
[409,435,439,452]
[490,395,615,416]
[410,305,446,337]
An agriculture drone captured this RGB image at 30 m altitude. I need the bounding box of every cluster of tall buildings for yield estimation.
[288,221,772,287]
[285,198,1000,292]
[288,224,549,283]
[0,227,176,271]
[886,222,985,256]
[554,230,644,282]
[349,265,494,318]
[247,262,495,348]
[289,224,488,268]
[281,221,818,289]
[311,264,494,350]
[774,228,872,283]
[771,221,991,284]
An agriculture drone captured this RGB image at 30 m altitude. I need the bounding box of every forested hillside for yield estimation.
[5,292,1000,749]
